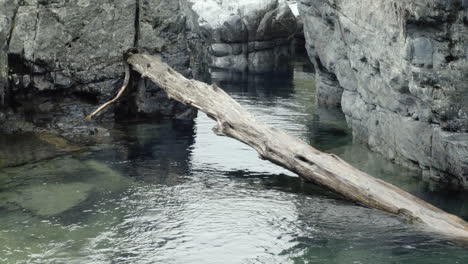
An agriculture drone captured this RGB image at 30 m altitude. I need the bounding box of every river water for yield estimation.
[0,63,467,263]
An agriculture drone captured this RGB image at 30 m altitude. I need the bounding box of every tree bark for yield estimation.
[127,53,468,241]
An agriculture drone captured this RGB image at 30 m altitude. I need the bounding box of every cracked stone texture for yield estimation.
[0,0,206,142]
[0,0,299,143]
[189,0,298,73]
[300,0,468,187]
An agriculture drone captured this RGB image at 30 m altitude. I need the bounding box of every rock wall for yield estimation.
[189,0,298,73]
[300,0,468,186]
[0,0,300,143]
[0,0,207,142]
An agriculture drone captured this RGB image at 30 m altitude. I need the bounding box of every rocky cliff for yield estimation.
[300,0,468,186]
[0,0,299,143]
[0,0,208,142]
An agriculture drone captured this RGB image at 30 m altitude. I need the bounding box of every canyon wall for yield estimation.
[300,0,468,186]
[0,0,298,143]
[0,0,207,142]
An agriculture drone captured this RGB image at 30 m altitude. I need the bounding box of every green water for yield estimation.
[0,64,467,263]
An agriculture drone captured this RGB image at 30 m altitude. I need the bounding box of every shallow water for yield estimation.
[1,64,467,263]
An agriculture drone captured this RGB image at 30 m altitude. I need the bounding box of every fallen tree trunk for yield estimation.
[126,53,468,240]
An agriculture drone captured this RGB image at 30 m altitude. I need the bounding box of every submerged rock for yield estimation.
[299,0,468,187]
[83,160,132,193]
[0,132,81,168]
[0,156,132,216]
[9,183,94,217]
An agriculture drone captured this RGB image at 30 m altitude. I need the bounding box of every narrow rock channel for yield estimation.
[0,0,467,263]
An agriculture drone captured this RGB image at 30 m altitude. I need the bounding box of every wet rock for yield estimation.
[300,0,468,186]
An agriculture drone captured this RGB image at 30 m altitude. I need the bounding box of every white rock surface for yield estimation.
[190,0,279,29]
[189,0,298,73]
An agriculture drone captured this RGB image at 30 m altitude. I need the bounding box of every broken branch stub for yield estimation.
[84,59,131,121]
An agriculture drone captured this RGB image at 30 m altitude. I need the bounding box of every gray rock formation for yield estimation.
[0,0,207,142]
[300,0,468,186]
[0,0,300,143]
[190,0,298,73]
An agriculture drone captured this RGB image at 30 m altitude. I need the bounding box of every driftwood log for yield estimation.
[110,53,468,240]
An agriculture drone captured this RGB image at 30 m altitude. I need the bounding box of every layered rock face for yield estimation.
[0,0,206,141]
[189,0,298,73]
[300,0,468,186]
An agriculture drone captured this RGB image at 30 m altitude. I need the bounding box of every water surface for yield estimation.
[1,64,467,263]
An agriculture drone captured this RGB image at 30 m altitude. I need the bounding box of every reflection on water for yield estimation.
[0,64,468,263]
